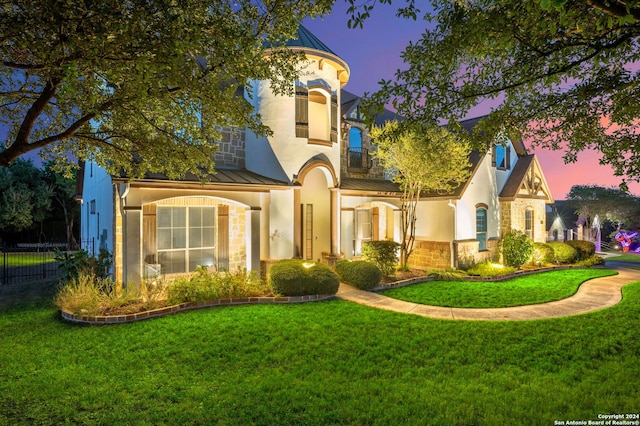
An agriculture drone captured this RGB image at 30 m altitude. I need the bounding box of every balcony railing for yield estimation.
[348,148,372,170]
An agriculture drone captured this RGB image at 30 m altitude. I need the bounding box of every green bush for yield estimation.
[427,269,468,281]
[547,241,578,264]
[269,259,339,296]
[167,267,270,304]
[335,260,382,290]
[361,240,400,277]
[576,254,605,267]
[466,261,516,277]
[501,230,534,268]
[55,248,113,281]
[565,240,596,260]
[530,242,555,266]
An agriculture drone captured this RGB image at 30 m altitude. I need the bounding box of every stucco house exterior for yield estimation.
[78,26,554,284]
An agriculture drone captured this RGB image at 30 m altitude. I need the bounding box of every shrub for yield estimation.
[530,242,555,266]
[335,260,382,290]
[547,241,578,264]
[167,266,270,304]
[269,259,339,296]
[565,240,596,261]
[576,254,605,267]
[428,269,468,281]
[55,272,147,316]
[55,248,113,281]
[361,240,400,277]
[466,261,516,277]
[501,230,534,268]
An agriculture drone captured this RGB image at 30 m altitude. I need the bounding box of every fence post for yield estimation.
[1,242,6,286]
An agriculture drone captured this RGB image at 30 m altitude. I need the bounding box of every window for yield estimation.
[476,207,488,251]
[295,82,337,143]
[157,206,216,274]
[525,209,533,239]
[493,145,511,170]
[90,200,96,214]
[354,208,372,255]
[348,127,366,169]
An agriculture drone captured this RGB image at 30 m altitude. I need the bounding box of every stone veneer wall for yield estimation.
[213,127,246,168]
[408,240,452,270]
[408,238,500,270]
[501,199,548,243]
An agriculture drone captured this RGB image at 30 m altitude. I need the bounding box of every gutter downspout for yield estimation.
[448,200,456,269]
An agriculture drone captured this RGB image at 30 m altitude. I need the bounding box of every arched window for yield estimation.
[476,207,488,251]
[308,89,330,141]
[348,127,365,168]
[295,82,337,143]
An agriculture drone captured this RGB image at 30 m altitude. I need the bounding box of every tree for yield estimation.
[43,162,80,249]
[0,0,333,178]
[370,121,471,269]
[567,184,640,233]
[0,158,52,235]
[356,0,640,190]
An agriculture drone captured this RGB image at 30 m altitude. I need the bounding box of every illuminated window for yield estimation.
[157,206,216,274]
[525,209,533,239]
[295,82,337,143]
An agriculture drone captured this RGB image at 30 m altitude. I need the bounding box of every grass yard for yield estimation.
[2,252,57,267]
[380,269,618,308]
[1,278,639,425]
[607,253,640,263]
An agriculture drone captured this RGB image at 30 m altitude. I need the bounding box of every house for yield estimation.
[79,26,554,284]
[546,200,579,242]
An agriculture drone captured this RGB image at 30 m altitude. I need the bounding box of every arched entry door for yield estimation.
[295,161,338,263]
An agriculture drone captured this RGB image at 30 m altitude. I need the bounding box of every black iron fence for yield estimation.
[0,240,95,286]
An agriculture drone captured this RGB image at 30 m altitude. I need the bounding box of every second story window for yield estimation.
[492,144,511,170]
[348,127,369,170]
[295,82,337,144]
[308,89,330,141]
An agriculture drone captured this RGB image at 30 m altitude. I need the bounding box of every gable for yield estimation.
[499,155,554,203]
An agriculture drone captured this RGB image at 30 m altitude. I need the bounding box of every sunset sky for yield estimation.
[303,4,640,200]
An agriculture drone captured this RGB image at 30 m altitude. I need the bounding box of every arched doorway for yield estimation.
[295,160,338,263]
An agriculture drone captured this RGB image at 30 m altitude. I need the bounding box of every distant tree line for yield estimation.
[0,159,79,247]
[566,185,640,247]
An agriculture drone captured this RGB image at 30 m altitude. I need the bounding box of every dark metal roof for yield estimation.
[135,167,290,187]
[270,24,337,56]
[499,154,535,199]
[340,177,401,193]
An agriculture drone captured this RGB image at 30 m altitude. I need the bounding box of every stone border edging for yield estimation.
[60,294,336,325]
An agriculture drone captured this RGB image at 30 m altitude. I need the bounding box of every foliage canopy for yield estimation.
[357,0,640,189]
[371,121,471,268]
[0,0,333,178]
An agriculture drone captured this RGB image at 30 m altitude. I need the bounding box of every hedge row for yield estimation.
[269,259,339,296]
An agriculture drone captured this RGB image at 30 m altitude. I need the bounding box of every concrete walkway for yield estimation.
[336,264,640,321]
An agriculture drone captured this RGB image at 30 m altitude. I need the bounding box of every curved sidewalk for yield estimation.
[336,265,640,321]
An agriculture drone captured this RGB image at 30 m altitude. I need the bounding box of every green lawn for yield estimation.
[1,279,639,425]
[380,269,617,308]
[3,252,57,267]
[606,253,640,263]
